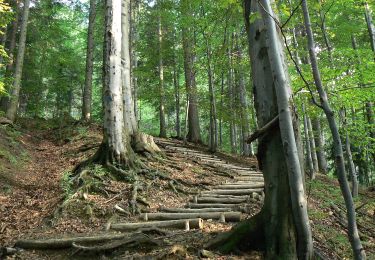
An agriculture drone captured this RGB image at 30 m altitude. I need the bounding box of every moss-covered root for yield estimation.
[205,212,265,254]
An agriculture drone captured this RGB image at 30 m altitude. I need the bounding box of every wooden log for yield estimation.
[187,203,245,209]
[159,207,232,213]
[141,212,241,222]
[15,233,128,249]
[202,189,263,196]
[215,184,265,189]
[225,180,264,184]
[111,218,204,231]
[199,194,250,199]
[193,197,248,204]
[234,176,264,181]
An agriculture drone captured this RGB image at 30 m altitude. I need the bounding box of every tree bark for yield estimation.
[311,117,328,174]
[235,33,252,156]
[158,11,167,138]
[122,0,137,136]
[303,105,315,179]
[173,31,181,138]
[301,1,365,259]
[181,0,201,143]
[210,1,313,258]
[6,0,30,122]
[82,0,97,121]
[307,116,319,173]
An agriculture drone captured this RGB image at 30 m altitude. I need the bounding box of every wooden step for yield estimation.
[202,189,263,196]
[159,207,232,213]
[234,176,264,181]
[215,184,265,189]
[141,212,241,222]
[193,196,248,204]
[187,203,244,209]
[111,218,203,231]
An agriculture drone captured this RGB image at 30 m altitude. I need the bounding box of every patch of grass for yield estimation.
[0,148,18,165]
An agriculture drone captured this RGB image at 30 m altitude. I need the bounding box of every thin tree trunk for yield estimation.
[130,0,140,122]
[235,33,251,156]
[311,117,328,174]
[82,0,96,121]
[228,36,236,154]
[173,44,181,138]
[346,133,359,197]
[307,116,319,173]
[317,0,333,64]
[303,105,315,179]
[158,12,167,138]
[6,0,30,122]
[302,1,365,258]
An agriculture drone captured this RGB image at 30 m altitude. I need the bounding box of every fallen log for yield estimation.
[234,176,264,181]
[199,194,251,199]
[159,207,232,213]
[111,218,204,231]
[193,197,248,204]
[225,180,264,184]
[187,203,245,209]
[141,212,242,222]
[215,184,264,189]
[202,189,263,196]
[15,233,128,249]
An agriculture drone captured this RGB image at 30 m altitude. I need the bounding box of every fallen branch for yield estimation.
[246,115,279,144]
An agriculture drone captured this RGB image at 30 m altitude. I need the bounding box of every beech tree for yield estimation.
[208,1,313,258]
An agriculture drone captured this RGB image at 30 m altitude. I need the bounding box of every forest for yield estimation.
[0,0,374,259]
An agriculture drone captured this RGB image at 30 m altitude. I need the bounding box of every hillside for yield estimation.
[0,120,373,259]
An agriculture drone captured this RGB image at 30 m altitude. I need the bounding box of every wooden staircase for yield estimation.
[109,138,264,232]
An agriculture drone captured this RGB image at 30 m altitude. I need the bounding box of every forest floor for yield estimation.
[0,118,374,259]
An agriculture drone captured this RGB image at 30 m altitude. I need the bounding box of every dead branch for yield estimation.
[247,115,279,144]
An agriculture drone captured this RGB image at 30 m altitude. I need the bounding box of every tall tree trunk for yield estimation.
[228,36,236,153]
[1,2,19,111]
[364,1,375,53]
[82,0,96,121]
[6,0,30,122]
[303,105,315,179]
[235,33,251,156]
[158,12,167,138]
[311,117,328,174]
[173,45,181,138]
[302,1,365,258]
[210,1,313,258]
[122,0,137,135]
[130,0,140,122]
[346,133,359,197]
[317,1,333,64]
[181,0,201,143]
[307,116,319,173]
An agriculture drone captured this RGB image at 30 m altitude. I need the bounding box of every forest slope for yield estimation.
[0,119,374,259]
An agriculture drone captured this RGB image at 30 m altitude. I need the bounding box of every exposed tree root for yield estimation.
[205,212,265,253]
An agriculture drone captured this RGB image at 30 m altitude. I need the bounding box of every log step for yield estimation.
[159,207,233,213]
[202,189,263,196]
[141,212,241,222]
[187,203,244,209]
[234,176,264,181]
[193,196,248,204]
[111,218,203,231]
[215,184,264,189]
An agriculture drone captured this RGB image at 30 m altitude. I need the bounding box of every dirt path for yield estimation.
[0,130,65,245]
